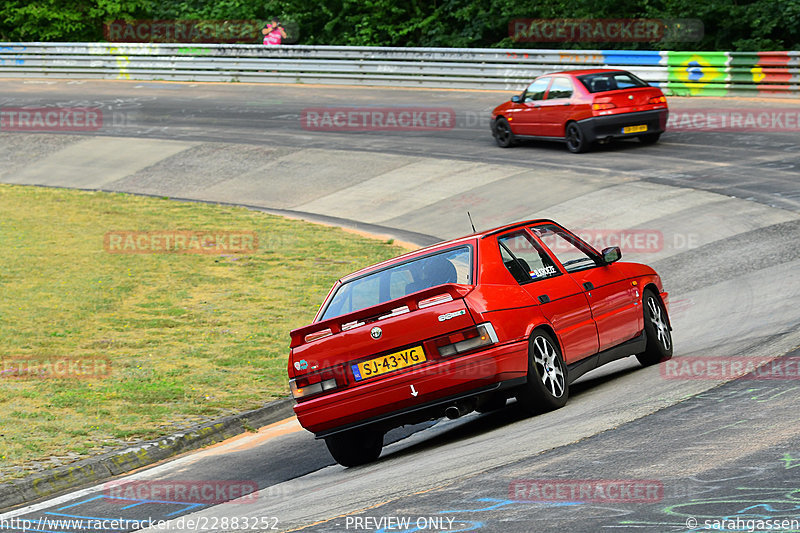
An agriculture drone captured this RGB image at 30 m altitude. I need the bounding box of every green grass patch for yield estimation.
[0,184,406,478]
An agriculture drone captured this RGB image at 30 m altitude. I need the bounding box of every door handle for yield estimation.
[538,294,550,304]
[583,282,594,291]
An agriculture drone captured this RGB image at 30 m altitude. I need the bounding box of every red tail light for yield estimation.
[290,366,348,400]
[427,323,498,358]
[592,103,616,111]
[649,96,667,104]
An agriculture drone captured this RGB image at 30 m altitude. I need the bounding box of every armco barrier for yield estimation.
[0,43,798,96]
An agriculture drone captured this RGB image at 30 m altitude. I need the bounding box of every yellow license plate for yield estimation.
[623,124,648,134]
[352,346,426,381]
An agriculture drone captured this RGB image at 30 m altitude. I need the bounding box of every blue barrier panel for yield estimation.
[602,50,664,66]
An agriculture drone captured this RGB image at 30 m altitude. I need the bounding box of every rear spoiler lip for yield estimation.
[290,283,474,349]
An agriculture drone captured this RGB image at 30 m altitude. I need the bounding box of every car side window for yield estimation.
[498,231,559,284]
[530,224,598,273]
[546,77,573,100]
[614,73,644,89]
[523,78,551,103]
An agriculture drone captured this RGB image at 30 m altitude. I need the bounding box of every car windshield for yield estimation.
[578,72,649,93]
[319,246,473,321]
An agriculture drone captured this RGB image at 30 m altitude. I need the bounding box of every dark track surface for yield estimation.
[1,80,799,533]
[1,80,799,211]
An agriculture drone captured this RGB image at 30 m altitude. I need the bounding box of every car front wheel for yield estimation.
[565,122,588,153]
[516,330,569,415]
[493,117,515,148]
[636,289,673,366]
[324,428,383,467]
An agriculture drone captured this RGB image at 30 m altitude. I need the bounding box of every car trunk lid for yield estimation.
[289,284,475,379]
[593,86,665,113]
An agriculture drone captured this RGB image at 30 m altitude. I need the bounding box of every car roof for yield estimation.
[545,68,627,77]
[339,218,556,282]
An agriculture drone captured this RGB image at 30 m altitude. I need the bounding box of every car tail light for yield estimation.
[290,366,347,400]
[648,96,667,104]
[592,103,616,111]
[429,323,498,357]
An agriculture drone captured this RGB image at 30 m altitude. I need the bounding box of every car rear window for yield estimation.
[319,246,473,321]
[578,72,650,93]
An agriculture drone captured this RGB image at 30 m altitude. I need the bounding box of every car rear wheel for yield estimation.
[638,132,661,145]
[324,428,383,467]
[516,330,569,415]
[565,122,588,153]
[636,289,673,366]
[494,117,515,148]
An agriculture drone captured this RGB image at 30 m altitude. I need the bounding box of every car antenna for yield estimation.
[467,211,477,233]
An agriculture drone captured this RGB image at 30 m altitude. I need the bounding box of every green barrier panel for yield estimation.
[666,51,730,96]
[727,52,797,90]
[663,82,729,97]
[729,51,791,68]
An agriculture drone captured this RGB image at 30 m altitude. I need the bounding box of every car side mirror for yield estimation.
[601,246,622,264]
[511,95,522,103]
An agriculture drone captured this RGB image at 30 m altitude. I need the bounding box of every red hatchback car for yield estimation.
[491,69,669,153]
[288,220,673,466]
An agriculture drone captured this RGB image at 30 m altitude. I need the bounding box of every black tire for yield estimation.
[636,289,673,366]
[324,428,383,467]
[516,330,569,415]
[565,122,588,153]
[493,117,515,148]
[638,132,661,145]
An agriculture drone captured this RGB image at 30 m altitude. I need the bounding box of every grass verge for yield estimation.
[0,184,406,479]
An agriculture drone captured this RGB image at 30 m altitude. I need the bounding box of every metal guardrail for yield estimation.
[1,43,798,96]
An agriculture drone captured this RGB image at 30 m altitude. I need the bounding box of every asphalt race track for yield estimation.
[1,80,800,533]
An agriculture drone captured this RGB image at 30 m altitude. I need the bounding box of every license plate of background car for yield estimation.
[352,346,426,381]
[623,124,648,134]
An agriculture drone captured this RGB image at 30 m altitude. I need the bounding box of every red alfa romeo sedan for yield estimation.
[288,220,673,466]
[490,69,669,153]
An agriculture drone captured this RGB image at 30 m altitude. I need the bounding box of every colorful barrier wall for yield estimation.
[1,43,798,96]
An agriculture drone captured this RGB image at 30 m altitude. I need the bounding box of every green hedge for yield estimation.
[1,0,798,51]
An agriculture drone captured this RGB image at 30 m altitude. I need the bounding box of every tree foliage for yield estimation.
[1,0,798,50]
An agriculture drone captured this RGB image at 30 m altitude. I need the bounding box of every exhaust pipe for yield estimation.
[445,400,475,420]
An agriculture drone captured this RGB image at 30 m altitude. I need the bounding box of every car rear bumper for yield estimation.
[579,108,668,142]
[293,340,529,436]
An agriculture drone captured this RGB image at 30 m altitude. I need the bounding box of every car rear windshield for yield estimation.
[578,72,650,93]
[319,246,473,321]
